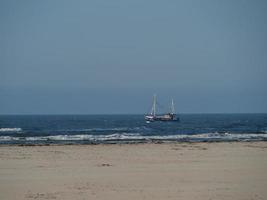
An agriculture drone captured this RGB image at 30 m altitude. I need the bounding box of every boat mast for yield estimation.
[150,94,156,116]
[153,94,157,116]
[171,98,175,114]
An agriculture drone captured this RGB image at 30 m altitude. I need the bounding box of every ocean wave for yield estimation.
[53,127,150,133]
[0,132,267,143]
[0,128,22,132]
[55,127,126,132]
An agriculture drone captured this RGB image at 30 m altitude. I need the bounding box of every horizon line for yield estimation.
[0,112,267,116]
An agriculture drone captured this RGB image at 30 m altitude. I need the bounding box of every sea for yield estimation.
[0,114,267,145]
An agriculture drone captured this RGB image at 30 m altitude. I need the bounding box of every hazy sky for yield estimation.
[1,0,267,114]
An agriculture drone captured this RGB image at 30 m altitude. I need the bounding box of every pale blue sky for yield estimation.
[1,0,267,114]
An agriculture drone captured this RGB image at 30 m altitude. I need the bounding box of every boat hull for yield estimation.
[145,114,179,122]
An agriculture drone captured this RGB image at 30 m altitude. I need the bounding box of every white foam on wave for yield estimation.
[0,136,20,141]
[0,132,267,142]
[0,128,22,132]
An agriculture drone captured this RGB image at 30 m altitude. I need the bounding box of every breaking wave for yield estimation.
[0,128,22,132]
[0,132,266,143]
[54,127,149,132]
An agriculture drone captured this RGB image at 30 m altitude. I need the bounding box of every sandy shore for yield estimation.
[0,142,267,200]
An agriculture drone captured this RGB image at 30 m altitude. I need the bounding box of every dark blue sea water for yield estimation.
[0,114,267,145]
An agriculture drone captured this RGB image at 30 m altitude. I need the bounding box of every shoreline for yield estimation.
[0,139,267,147]
[1,141,267,200]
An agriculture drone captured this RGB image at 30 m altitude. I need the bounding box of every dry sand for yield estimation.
[0,142,267,200]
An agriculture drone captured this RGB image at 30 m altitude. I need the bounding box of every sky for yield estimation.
[0,0,267,114]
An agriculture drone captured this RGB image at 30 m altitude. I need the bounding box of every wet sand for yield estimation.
[0,142,267,200]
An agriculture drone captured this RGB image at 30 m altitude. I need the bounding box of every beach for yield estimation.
[0,142,267,200]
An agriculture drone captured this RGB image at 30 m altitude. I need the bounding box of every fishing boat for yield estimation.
[145,95,179,122]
